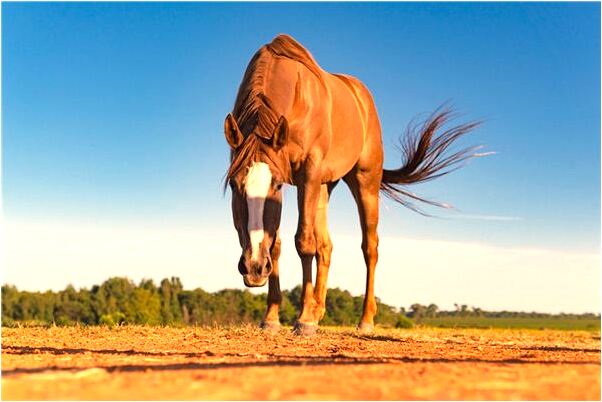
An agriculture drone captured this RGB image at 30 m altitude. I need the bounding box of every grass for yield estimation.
[420,316,601,331]
[3,316,600,332]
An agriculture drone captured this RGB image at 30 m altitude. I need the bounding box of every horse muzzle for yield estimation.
[242,273,269,288]
[239,254,272,288]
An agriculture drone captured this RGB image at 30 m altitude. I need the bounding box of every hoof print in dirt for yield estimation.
[260,321,282,333]
[293,322,318,336]
[357,322,375,334]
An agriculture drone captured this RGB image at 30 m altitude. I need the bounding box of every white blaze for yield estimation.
[244,162,272,261]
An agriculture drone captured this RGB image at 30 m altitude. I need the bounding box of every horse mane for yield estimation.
[227,34,321,186]
[266,34,323,82]
[232,34,322,140]
[231,49,279,141]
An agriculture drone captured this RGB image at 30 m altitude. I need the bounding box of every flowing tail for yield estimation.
[380,107,491,215]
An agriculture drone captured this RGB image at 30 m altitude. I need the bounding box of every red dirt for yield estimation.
[2,325,600,400]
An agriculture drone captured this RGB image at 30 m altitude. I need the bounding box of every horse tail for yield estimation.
[380,107,489,215]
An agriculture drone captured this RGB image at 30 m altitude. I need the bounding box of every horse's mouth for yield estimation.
[241,254,272,288]
[243,274,269,288]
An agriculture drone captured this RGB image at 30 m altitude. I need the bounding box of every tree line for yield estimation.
[1,277,408,327]
[2,277,597,327]
[403,303,600,321]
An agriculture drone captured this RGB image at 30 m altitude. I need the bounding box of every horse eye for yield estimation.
[230,181,244,194]
[275,183,283,191]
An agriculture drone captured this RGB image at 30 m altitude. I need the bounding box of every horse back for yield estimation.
[256,39,381,182]
[319,73,381,180]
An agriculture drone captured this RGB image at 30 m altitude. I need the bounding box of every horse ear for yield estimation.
[272,116,288,150]
[224,114,243,149]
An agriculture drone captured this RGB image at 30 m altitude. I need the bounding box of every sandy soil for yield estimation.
[1,325,600,400]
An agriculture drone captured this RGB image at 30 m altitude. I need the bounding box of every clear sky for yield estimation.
[2,3,600,313]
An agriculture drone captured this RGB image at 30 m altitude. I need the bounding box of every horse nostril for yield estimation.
[262,257,273,276]
[252,262,263,276]
[238,257,248,275]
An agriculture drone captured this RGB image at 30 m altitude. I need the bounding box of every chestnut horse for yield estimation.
[224,34,482,335]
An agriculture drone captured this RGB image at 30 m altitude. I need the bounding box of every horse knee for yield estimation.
[295,230,316,257]
[316,236,333,266]
[270,237,282,260]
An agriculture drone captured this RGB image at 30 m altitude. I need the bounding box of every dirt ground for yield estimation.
[1,325,600,400]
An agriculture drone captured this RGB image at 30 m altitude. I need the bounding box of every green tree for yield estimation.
[410,303,426,320]
[426,304,439,318]
[1,285,19,322]
[132,287,161,324]
[91,277,137,323]
[54,285,94,325]
[159,277,183,324]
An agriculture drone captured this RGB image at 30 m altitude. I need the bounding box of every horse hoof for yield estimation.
[357,322,374,334]
[293,322,318,336]
[260,321,281,333]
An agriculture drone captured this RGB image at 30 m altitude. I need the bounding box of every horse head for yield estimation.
[224,113,288,287]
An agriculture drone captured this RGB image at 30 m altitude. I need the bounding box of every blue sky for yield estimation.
[2,3,600,312]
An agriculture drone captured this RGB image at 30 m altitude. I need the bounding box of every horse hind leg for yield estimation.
[344,167,382,333]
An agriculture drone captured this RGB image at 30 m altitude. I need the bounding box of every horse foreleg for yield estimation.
[294,176,322,335]
[261,233,282,332]
[313,183,335,322]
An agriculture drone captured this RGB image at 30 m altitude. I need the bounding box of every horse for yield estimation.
[223,34,482,335]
